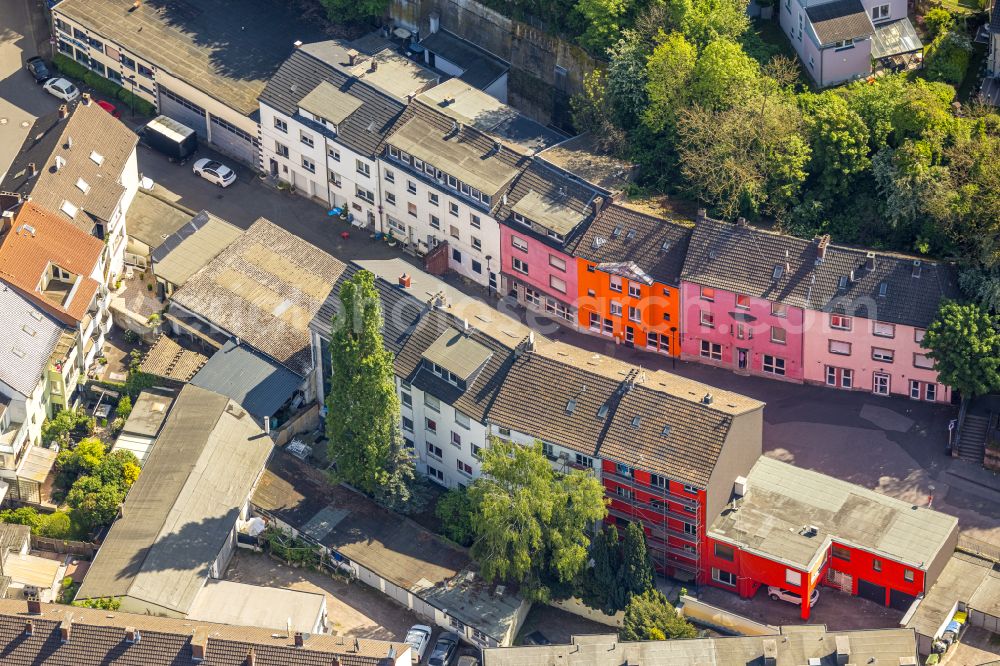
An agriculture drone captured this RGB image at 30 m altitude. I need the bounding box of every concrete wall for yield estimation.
[704,408,764,524]
[549,597,623,627]
[679,595,780,636]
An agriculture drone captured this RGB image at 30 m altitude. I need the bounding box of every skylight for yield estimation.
[76,178,91,194]
[611,226,622,239]
[631,415,641,428]
[565,399,576,415]
[878,282,888,298]
[838,275,848,290]
[89,150,104,166]
[597,404,609,419]
[22,325,37,337]
[60,200,78,218]
[661,424,671,437]
[772,264,784,280]
[660,241,671,253]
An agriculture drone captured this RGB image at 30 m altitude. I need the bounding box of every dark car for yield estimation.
[523,631,551,646]
[25,56,50,83]
[428,632,461,666]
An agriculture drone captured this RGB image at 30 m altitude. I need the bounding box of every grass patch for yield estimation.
[936,0,983,14]
[957,42,988,102]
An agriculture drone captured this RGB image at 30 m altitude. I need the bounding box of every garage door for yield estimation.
[209,114,258,166]
[158,86,208,138]
[889,588,917,612]
[857,578,887,605]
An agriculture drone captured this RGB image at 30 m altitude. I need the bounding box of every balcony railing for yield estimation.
[607,507,698,544]
[603,470,699,509]
[608,491,699,525]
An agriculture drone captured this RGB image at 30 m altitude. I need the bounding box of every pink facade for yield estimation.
[500,224,577,311]
[802,311,950,403]
[680,282,805,382]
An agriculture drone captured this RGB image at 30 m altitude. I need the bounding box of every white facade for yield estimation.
[0,378,46,478]
[258,103,381,228]
[379,151,501,288]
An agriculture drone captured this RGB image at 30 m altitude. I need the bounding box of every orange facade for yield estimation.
[575,259,681,356]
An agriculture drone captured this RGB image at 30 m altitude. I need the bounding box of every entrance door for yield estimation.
[488,272,497,292]
[625,326,634,345]
[736,348,749,370]
[873,373,890,395]
[269,158,278,176]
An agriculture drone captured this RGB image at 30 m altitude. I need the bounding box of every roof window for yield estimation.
[631,415,641,428]
[76,178,90,194]
[89,150,104,165]
[597,404,609,419]
[772,264,784,280]
[565,399,576,415]
[60,200,78,218]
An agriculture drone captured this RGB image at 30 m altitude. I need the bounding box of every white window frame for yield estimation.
[512,257,528,275]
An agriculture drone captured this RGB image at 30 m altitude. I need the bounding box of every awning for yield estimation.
[872,19,923,59]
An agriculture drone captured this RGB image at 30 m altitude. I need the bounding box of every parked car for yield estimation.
[456,656,480,666]
[767,586,819,607]
[428,632,461,666]
[403,625,432,664]
[523,631,551,646]
[24,56,50,83]
[192,158,236,187]
[96,100,121,118]
[43,77,80,102]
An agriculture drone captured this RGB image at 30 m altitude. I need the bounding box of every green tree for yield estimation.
[468,439,607,601]
[317,0,389,23]
[606,30,651,128]
[688,39,759,110]
[65,475,126,531]
[923,8,954,40]
[840,74,907,150]
[925,29,972,85]
[664,0,751,47]
[642,31,696,133]
[42,408,95,446]
[115,396,132,420]
[436,488,475,547]
[801,91,871,199]
[36,511,74,539]
[621,589,698,641]
[326,270,414,509]
[576,0,632,53]
[0,507,42,530]
[95,449,141,490]
[578,525,623,613]
[73,597,121,610]
[620,522,655,601]
[921,301,1000,398]
[571,70,628,153]
[961,268,1000,314]
[56,437,106,479]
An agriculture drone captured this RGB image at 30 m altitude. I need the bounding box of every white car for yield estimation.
[404,624,433,663]
[768,585,820,607]
[192,158,236,187]
[43,77,80,102]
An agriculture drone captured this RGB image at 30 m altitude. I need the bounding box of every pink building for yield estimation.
[498,161,602,326]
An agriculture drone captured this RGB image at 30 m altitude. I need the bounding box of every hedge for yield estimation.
[51,53,156,117]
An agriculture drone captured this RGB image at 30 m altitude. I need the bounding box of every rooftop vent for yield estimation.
[64,136,73,150]
[772,264,784,280]
[661,424,671,437]
[18,223,36,237]
[799,525,818,538]
[912,260,922,278]
[866,251,876,271]
[631,415,641,428]
[54,155,66,171]
[660,240,671,253]
[702,393,713,405]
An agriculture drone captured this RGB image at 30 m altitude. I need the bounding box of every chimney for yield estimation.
[332,658,342,666]
[835,635,851,665]
[736,217,748,227]
[26,599,41,615]
[816,234,830,260]
[762,638,777,666]
[702,392,713,405]
[865,251,876,271]
[263,416,270,434]
[591,196,605,217]
[294,631,304,648]
[347,49,359,66]
[696,208,707,223]
[58,104,69,119]
[24,620,34,637]
[191,628,208,661]
[398,273,411,288]
[293,39,302,48]
[527,331,535,352]
[849,269,856,283]
[60,614,73,643]
[81,93,91,106]
[463,318,470,333]
[246,648,256,666]
[125,627,140,644]
[131,0,141,10]
[429,10,441,34]
[370,59,378,73]
[28,162,37,177]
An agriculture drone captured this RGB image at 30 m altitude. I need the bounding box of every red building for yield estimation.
[705,457,959,620]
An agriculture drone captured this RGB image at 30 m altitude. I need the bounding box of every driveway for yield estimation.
[0,0,59,178]
[224,549,421,642]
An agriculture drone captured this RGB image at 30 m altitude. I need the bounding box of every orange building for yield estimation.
[570,204,692,356]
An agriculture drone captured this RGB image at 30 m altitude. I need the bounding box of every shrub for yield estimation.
[51,53,89,80]
[925,30,972,85]
[116,396,132,420]
[73,597,121,610]
[435,488,474,547]
[0,507,42,530]
[36,511,74,539]
[923,8,954,40]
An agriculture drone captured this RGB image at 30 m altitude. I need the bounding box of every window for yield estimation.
[275,141,289,158]
[763,355,786,375]
[451,248,462,263]
[511,236,528,252]
[826,366,853,388]
[429,215,440,230]
[575,453,593,468]
[735,294,751,309]
[650,473,666,489]
[387,217,406,234]
[830,314,852,330]
[872,347,895,363]
[451,431,462,447]
[407,180,417,195]
[610,275,623,293]
[444,201,458,217]
[615,486,633,499]
[914,329,926,343]
[384,168,394,183]
[455,411,470,429]
[471,214,481,229]
[301,156,316,173]
[425,418,438,435]
[713,568,737,586]
[427,465,444,482]
[700,286,715,301]
[683,484,699,495]
[700,310,715,328]
[834,38,855,49]
[472,260,482,274]
[120,54,136,71]
[914,353,933,369]
[330,172,341,187]
[401,391,412,408]
[428,192,439,206]
[549,255,566,271]
[137,63,153,78]
[385,192,396,206]
[904,569,914,582]
[328,146,340,161]
[873,321,896,338]
[926,384,937,401]
[402,416,414,432]
[910,380,923,400]
[472,237,482,251]
[355,186,374,204]
[872,3,889,19]
[356,159,370,177]
[472,444,483,459]
[829,340,851,356]
[683,522,698,536]
[300,131,314,148]
[549,275,567,293]
[273,117,288,133]
[450,224,460,240]
[413,158,424,171]
[426,441,442,458]
[424,394,440,412]
[700,341,722,361]
[512,257,528,275]
[785,569,802,586]
[715,543,735,562]
[589,312,601,331]
[407,202,417,217]
[524,288,541,307]
[628,306,641,323]
[832,545,851,561]
[457,460,473,476]
[610,301,623,317]
[770,326,786,344]
[771,302,788,318]
[628,282,641,298]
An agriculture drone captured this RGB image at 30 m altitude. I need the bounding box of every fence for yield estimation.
[957,535,1000,564]
[33,536,97,559]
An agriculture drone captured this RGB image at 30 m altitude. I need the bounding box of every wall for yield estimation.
[679,595,780,636]
[802,312,949,402]
[273,403,321,447]
[549,597,623,627]
[704,408,763,523]
[825,542,925,604]
[680,282,805,382]
[500,224,576,313]
[818,38,873,87]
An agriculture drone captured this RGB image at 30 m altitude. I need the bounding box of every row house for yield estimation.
[570,204,692,356]
[378,81,564,288]
[0,97,139,278]
[497,160,603,324]
[258,47,411,227]
[780,0,922,87]
[681,215,957,402]
[705,456,958,620]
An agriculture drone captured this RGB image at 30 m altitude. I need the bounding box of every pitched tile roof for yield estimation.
[0,284,65,397]
[25,100,138,227]
[496,160,600,241]
[259,48,406,158]
[570,204,693,286]
[806,0,876,45]
[0,202,104,325]
[170,218,346,376]
[0,599,406,665]
[682,215,958,327]
[55,0,327,117]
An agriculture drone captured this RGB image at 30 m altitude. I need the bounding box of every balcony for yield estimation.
[608,490,699,525]
[607,507,698,544]
[603,470,699,509]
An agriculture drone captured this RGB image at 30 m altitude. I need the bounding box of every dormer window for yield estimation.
[60,200,78,218]
[421,330,493,391]
[513,212,530,227]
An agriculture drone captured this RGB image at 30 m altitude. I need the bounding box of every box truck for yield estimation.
[143,115,197,160]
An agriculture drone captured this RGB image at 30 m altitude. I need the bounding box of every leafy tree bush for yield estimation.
[66,475,126,531]
[579,523,655,613]
[42,408,95,446]
[51,54,156,116]
[435,488,475,547]
[73,597,121,610]
[923,8,954,40]
[116,396,132,420]
[36,511,75,539]
[0,507,42,530]
[621,589,698,641]
[317,0,389,23]
[56,437,106,481]
[924,30,972,85]
[922,301,1000,398]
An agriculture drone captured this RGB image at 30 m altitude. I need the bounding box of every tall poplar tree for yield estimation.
[326,271,414,509]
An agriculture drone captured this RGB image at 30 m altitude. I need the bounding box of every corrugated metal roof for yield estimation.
[191,340,302,418]
[151,211,243,288]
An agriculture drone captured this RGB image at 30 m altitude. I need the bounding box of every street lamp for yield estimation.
[670,326,678,370]
[485,255,493,297]
[124,74,137,119]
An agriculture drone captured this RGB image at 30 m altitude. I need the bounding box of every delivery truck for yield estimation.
[143,115,197,161]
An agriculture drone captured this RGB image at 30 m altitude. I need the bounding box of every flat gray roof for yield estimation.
[120,389,175,438]
[152,211,243,288]
[537,133,636,194]
[709,457,958,570]
[421,329,493,381]
[77,384,272,615]
[297,81,363,125]
[300,40,439,103]
[125,191,194,252]
[419,30,509,89]
[907,553,997,638]
[186,579,326,634]
[510,190,586,235]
